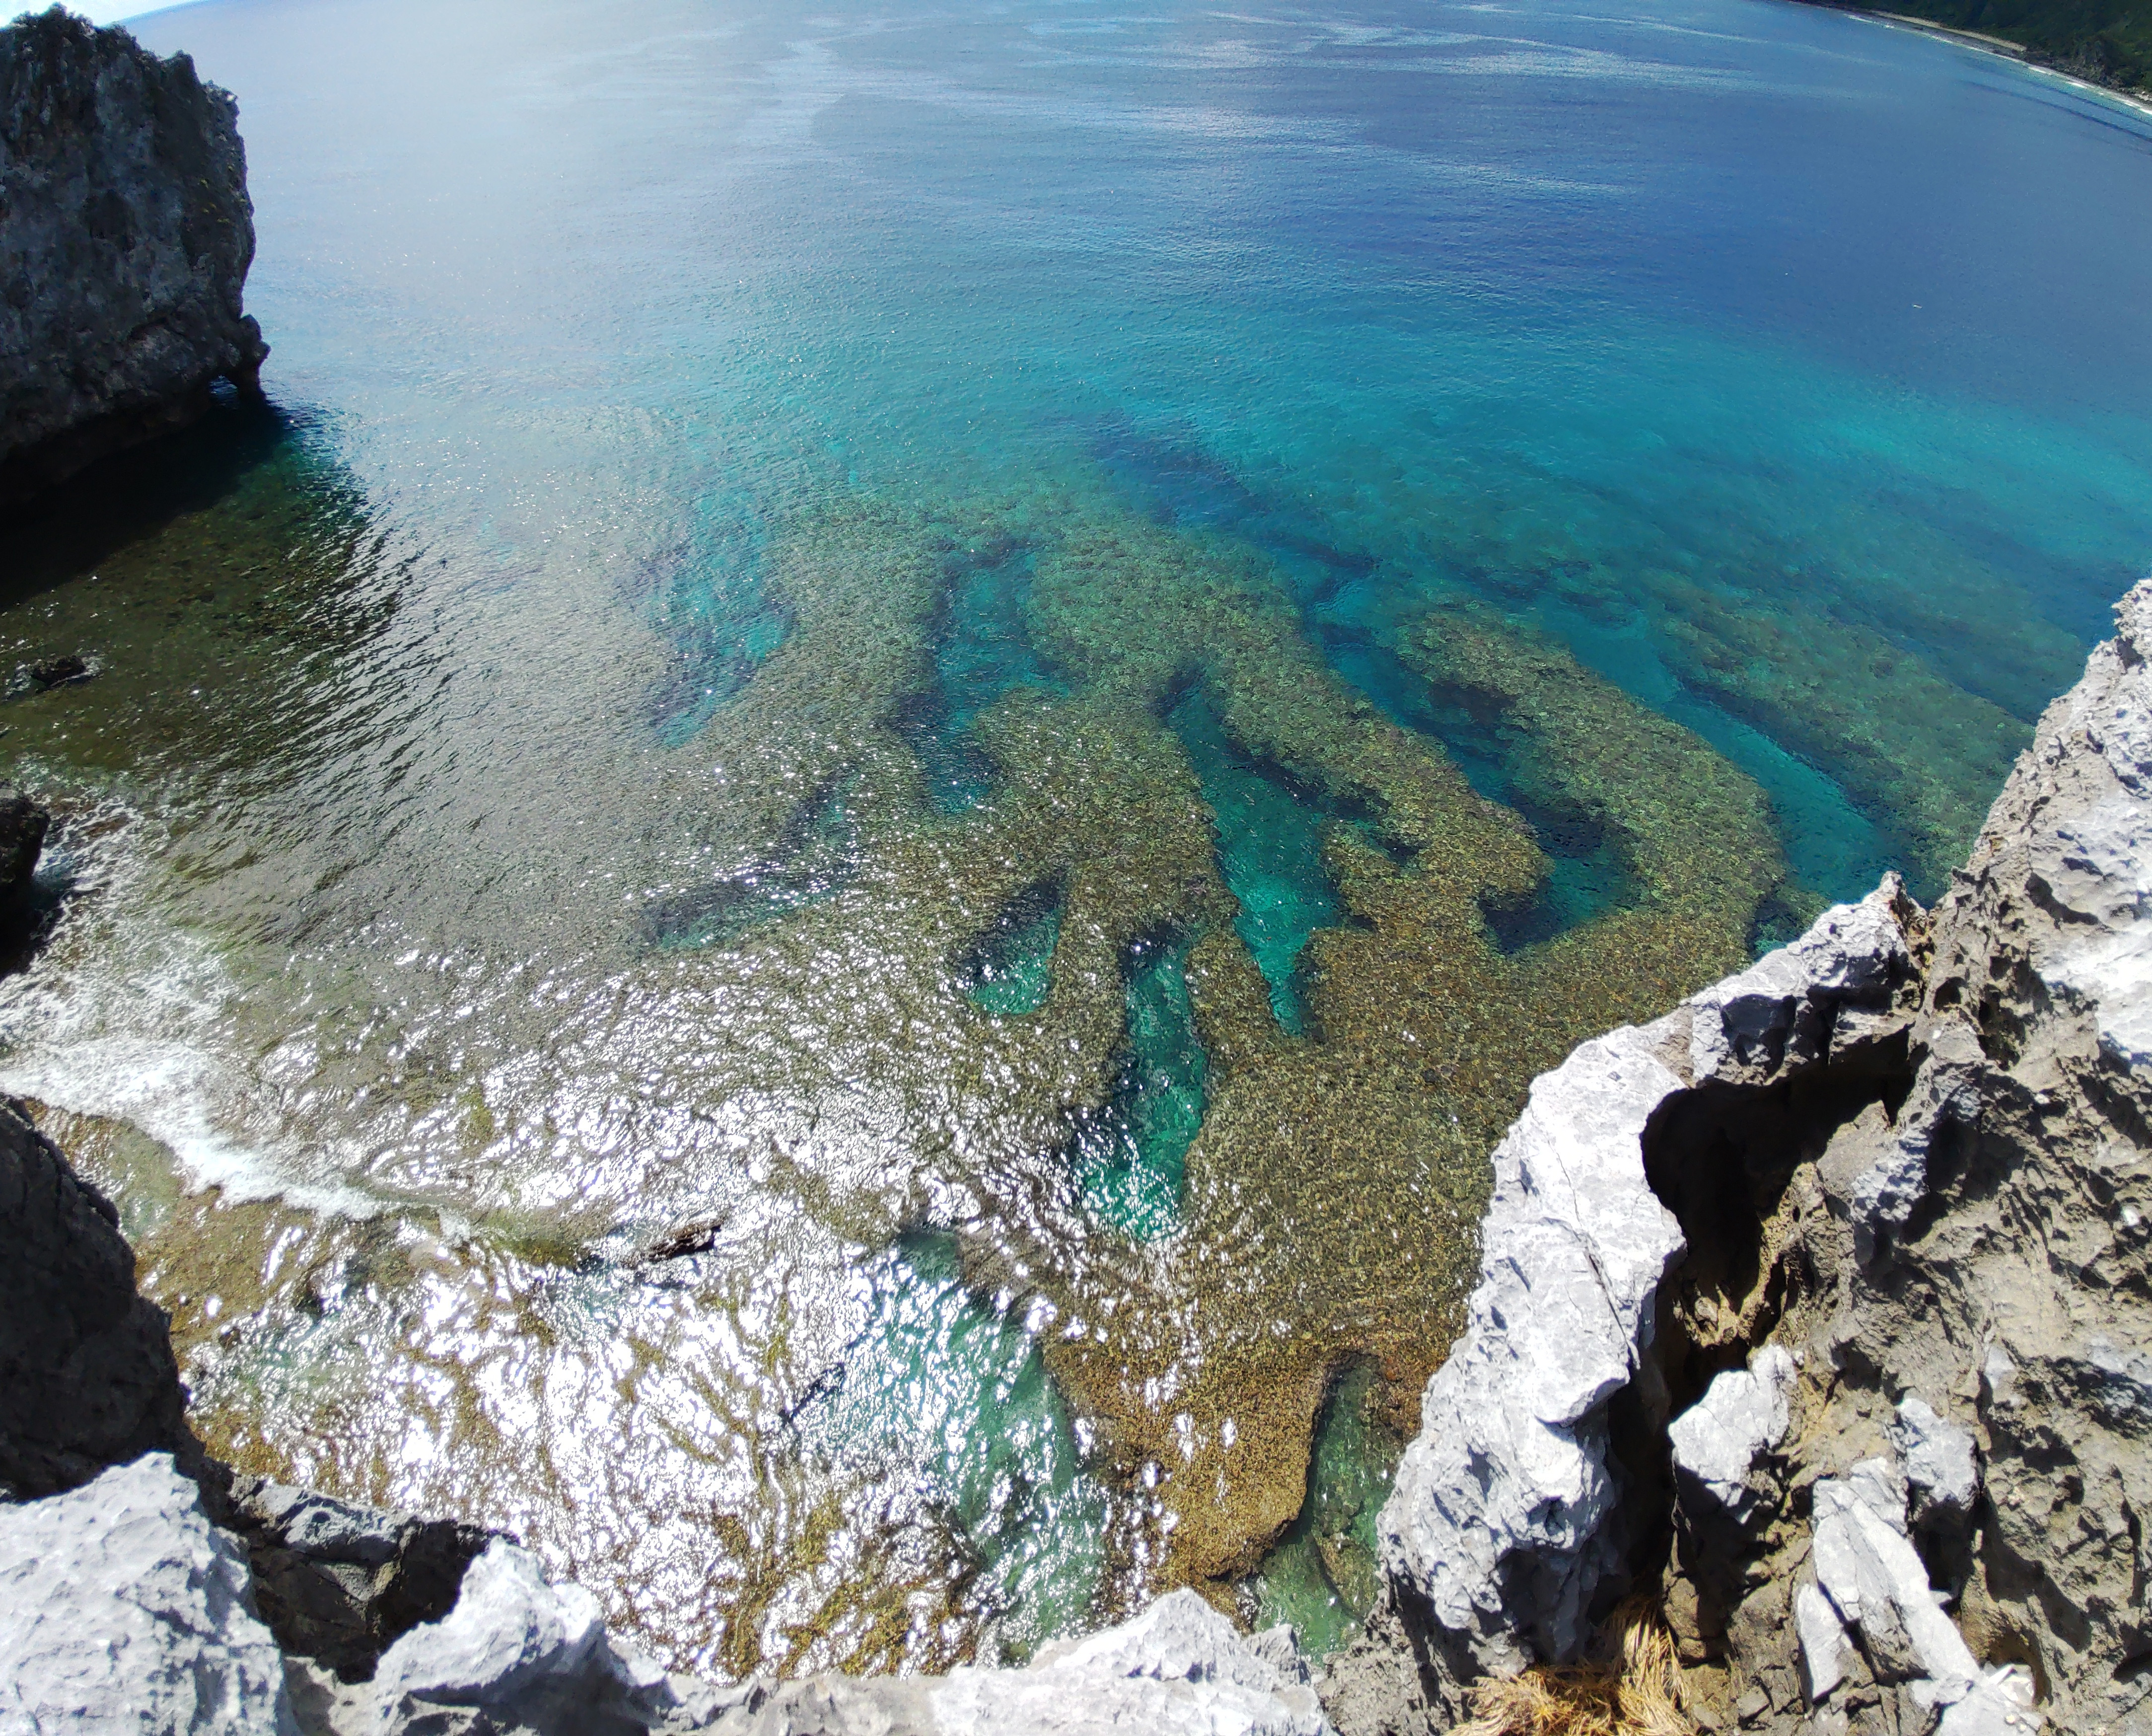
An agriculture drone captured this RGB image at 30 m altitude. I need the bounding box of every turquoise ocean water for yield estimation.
[3,0,2151,1673]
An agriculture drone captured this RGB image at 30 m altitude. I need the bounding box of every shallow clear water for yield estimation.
[3,0,2151,1672]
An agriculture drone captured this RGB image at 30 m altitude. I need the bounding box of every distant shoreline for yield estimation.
[1790,0,2152,121]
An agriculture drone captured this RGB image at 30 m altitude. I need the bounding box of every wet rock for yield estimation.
[27,652,90,688]
[0,1092,194,1499]
[0,790,48,932]
[0,7,268,507]
[0,1450,295,1734]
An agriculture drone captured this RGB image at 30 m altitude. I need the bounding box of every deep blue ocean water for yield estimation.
[3,0,2150,1673]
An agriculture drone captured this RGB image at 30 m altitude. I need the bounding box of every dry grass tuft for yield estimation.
[1458,1599,1696,1736]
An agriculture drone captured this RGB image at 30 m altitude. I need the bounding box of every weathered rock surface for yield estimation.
[0,6,267,506]
[1371,877,1919,1675]
[1668,1346,1798,1525]
[1333,581,2152,1736]
[224,1472,496,1685]
[0,1451,296,1734]
[0,1091,194,1499]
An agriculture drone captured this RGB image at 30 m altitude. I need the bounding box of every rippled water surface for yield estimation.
[5,0,2152,1672]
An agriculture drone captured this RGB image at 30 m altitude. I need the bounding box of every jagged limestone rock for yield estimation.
[1794,1581,1851,1703]
[1668,1346,1798,1524]
[245,1484,409,1570]
[1374,879,1915,1671]
[1888,1394,1978,1522]
[0,6,267,505]
[225,1472,495,1685]
[368,1539,605,1721]
[0,1451,295,1735]
[1338,583,2152,1736]
[281,1581,1328,1736]
[685,1589,1331,1736]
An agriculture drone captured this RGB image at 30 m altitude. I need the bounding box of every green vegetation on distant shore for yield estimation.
[1823,0,2152,91]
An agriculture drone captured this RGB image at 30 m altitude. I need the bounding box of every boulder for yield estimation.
[1667,1346,1798,1524]
[0,6,267,506]
[0,1450,295,1735]
[368,1539,604,1723]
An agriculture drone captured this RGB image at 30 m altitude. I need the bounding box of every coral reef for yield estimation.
[9,468,1791,1674]
[673,490,1791,1610]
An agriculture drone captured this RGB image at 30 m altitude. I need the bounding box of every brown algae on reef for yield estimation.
[12,465,1791,1674]
[598,484,1789,1610]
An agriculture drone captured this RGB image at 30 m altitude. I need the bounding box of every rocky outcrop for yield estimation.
[1645,578,2152,1736]
[656,1593,1329,1736]
[1333,579,2152,1736]
[0,1452,295,1735]
[0,1092,194,1499]
[0,6,267,507]
[0,790,50,953]
[224,1475,495,1687]
[1370,882,1919,1676]
[0,1443,1329,1736]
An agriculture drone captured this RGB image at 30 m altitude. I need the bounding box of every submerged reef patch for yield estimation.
[646,483,1790,1608]
[107,479,1793,1668]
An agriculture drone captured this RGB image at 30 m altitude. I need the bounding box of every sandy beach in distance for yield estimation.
[1809,1,2152,121]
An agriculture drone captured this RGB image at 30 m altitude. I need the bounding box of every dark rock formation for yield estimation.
[225,1476,495,1685]
[0,1093,492,1691]
[26,653,90,688]
[0,1092,193,1499]
[0,790,48,929]
[0,5,267,508]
